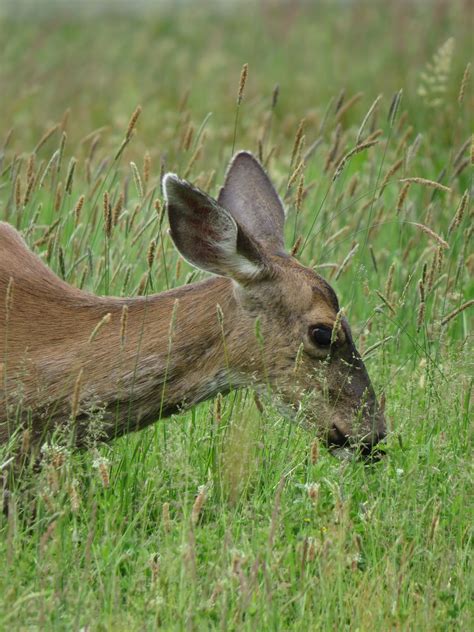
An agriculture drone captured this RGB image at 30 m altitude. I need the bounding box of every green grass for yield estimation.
[0,1,472,630]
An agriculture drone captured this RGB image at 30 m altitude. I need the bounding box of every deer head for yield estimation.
[164,152,386,454]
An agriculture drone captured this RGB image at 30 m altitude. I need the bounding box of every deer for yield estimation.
[0,151,386,461]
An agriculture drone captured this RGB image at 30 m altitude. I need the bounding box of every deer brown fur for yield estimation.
[0,152,386,454]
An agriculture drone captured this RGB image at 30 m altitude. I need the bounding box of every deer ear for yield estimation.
[164,174,268,282]
[217,151,286,253]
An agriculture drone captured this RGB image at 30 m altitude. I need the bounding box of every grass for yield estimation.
[0,1,472,629]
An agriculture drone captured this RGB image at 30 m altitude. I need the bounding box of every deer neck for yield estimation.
[66,276,254,442]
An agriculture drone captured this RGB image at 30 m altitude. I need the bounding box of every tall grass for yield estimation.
[0,2,472,629]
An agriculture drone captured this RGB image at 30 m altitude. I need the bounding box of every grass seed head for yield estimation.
[120,304,128,347]
[237,63,249,105]
[126,105,142,141]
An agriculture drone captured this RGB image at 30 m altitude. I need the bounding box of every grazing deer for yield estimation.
[0,152,386,456]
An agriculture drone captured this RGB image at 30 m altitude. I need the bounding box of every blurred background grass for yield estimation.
[1,0,471,149]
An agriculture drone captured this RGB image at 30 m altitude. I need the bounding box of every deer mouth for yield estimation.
[328,424,387,462]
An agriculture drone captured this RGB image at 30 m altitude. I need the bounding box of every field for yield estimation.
[0,1,472,630]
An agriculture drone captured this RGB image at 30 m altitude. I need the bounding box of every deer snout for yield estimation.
[329,408,387,459]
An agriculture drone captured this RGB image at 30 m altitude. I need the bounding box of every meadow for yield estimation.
[0,1,472,629]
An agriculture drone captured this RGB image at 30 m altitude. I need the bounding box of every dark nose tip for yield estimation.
[328,424,350,448]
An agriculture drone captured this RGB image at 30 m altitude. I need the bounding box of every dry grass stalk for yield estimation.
[336,91,363,121]
[183,144,202,179]
[33,219,60,247]
[290,118,305,167]
[399,177,451,193]
[375,290,396,314]
[214,392,222,424]
[334,89,345,113]
[57,131,67,173]
[272,83,280,109]
[363,128,384,144]
[331,308,345,344]
[88,313,112,343]
[26,153,35,182]
[335,243,359,280]
[22,174,35,208]
[324,123,342,172]
[204,169,215,192]
[418,278,425,304]
[73,194,85,225]
[384,262,395,300]
[112,192,124,226]
[143,151,151,185]
[411,223,449,249]
[417,301,425,332]
[153,198,162,220]
[436,244,444,273]
[69,480,80,513]
[54,182,62,212]
[323,226,350,247]
[162,502,171,532]
[379,158,403,197]
[65,157,77,194]
[14,177,22,210]
[120,304,128,347]
[182,124,194,152]
[441,300,474,326]
[93,455,110,488]
[418,38,454,108]
[38,150,59,188]
[295,173,305,212]
[121,266,132,295]
[396,182,411,214]
[362,335,394,358]
[395,125,414,155]
[34,124,59,154]
[453,137,471,167]
[452,158,469,179]
[348,174,359,197]
[286,159,304,191]
[332,139,379,181]
[136,272,148,296]
[71,368,83,420]
[294,134,306,169]
[307,483,320,504]
[448,190,469,235]
[191,485,207,526]
[58,246,66,278]
[103,191,112,238]
[388,89,403,127]
[237,63,249,105]
[356,94,382,144]
[147,238,156,270]
[130,161,143,199]
[427,249,438,292]
[40,520,58,554]
[310,439,319,465]
[290,236,303,258]
[126,105,142,141]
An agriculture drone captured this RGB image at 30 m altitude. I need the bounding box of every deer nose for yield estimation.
[328,423,350,448]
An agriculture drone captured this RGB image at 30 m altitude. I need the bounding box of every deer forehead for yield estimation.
[257,261,340,324]
[287,257,339,303]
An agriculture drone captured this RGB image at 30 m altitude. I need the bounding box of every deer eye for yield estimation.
[309,325,332,347]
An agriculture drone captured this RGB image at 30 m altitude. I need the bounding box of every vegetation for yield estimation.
[0,1,472,629]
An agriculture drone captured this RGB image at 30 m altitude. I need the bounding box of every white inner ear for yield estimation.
[210,208,264,280]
